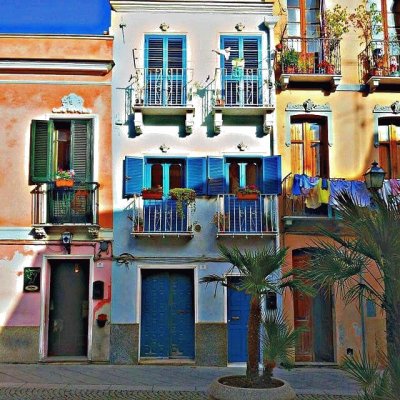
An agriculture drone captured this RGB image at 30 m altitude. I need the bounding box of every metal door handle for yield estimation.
[231,316,240,320]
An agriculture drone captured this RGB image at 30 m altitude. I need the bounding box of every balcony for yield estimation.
[212,68,273,134]
[128,68,194,134]
[129,196,194,238]
[215,194,278,237]
[358,39,400,92]
[282,174,342,233]
[279,38,342,90]
[31,182,99,228]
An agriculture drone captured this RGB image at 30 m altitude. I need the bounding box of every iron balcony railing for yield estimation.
[214,68,271,107]
[280,38,341,75]
[31,182,99,225]
[358,39,400,81]
[282,174,335,218]
[130,196,193,235]
[215,194,278,235]
[131,68,193,107]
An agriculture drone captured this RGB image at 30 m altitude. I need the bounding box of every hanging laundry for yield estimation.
[304,177,321,209]
[329,180,351,207]
[291,174,302,196]
[317,178,330,204]
[389,179,400,196]
[301,175,319,196]
[350,181,371,207]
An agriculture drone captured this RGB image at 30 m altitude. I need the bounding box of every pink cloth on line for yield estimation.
[389,179,400,196]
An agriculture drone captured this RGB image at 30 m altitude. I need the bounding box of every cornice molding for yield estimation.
[111,0,273,14]
[0,59,114,76]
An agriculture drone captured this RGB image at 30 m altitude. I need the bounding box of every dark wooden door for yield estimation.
[48,260,89,356]
[293,252,313,362]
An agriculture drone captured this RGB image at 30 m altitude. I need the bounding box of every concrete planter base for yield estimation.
[208,376,296,400]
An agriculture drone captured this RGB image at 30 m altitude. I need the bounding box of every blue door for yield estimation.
[140,270,194,358]
[227,277,251,362]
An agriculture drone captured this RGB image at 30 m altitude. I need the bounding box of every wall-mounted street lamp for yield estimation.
[364,161,385,191]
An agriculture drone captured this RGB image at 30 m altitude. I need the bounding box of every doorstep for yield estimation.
[139,358,195,366]
[39,356,89,364]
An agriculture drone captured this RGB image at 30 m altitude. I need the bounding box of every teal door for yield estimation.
[140,270,194,358]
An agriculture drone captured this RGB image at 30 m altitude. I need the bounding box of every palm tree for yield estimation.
[200,244,288,381]
[296,192,400,372]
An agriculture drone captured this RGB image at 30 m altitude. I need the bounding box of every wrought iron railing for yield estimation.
[130,68,193,107]
[358,39,400,81]
[280,38,341,75]
[130,196,193,234]
[31,182,99,225]
[214,68,270,106]
[215,194,278,234]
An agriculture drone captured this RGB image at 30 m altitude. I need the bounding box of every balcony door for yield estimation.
[220,36,261,106]
[144,35,186,106]
[287,0,321,53]
[378,119,400,178]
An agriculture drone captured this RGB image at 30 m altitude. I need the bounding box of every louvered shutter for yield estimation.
[221,37,239,106]
[207,157,225,195]
[262,156,282,195]
[71,120,92,183]
[186,157,206,195]
[29,120,54,184]
[124,157,144,198]
[167,37,185,105]
[146,37,164,69]
[243,38,261,105]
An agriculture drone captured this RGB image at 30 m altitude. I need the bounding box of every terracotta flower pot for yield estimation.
[237,193,259,200]
[55,179,74,188]
[142,191,163,200]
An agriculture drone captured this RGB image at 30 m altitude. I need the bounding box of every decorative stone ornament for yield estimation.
[391,101,400,114]
[52,93,92,114]
[237,142,248,151]
[160,22,169,32]
[159,144,170,153]
[235,22,245,31]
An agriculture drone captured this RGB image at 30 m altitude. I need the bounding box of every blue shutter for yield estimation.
[124,157,144,198]
[207,157,224,195]
[186,157,206,195]
[262,156,282,195]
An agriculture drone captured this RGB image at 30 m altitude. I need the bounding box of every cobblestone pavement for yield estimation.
[0,388,358,400]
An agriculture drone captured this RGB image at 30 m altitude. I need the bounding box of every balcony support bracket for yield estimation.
[32,227,47,240]
[279,74,290,90]
[88,227,100,239]
[134,110,143,135]
[214,110,223,134]
[331,76,341,91]
[185,110,194,134]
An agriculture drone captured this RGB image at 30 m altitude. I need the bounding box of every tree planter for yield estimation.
[142,192,163,200]
[208,376,296,400]
[237,193,259,200]
[55,179,74,188]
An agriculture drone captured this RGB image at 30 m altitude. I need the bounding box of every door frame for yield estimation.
[39,255,94,360]
[137,265,198,360]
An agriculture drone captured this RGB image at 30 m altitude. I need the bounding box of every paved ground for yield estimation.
[0,364,360,399]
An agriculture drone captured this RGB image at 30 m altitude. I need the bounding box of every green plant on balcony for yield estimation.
[298,53,314,74]
[55,169,75,187]
[323,4,350,41]
[169,188,196,218]
[212,212,229,231]
[281,48,299,73]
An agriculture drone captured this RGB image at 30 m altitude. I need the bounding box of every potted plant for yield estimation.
[281,48,299,74]
[298,53,314,74]
[169,188,196,218]
[96,313,108,328]
[214,89,225,106]
[201,245,299,399]
[212,212,229,231]
[236,185,260,200]
[134,216,144,232]
[141,186,163,200]
[55,169,75,187]
[317,60,335,74]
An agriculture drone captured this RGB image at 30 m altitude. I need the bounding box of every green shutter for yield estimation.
[71,120,92,182]
[29,120,54,184]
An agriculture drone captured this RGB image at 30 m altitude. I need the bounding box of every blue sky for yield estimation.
[0,0,111,35]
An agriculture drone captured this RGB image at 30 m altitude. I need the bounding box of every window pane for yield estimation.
[55,121,71,171]
[309,123,321,141]
[288,8,301,22]
[306,0,319,9]
[151,164,163,188]
[246,163,258,187]
[306,24,320,38]
[306,10,319,24]
[395,125,400,141]
[288,23,301,37]
[311,143,321,176]
[378,125,390,142]
[229,163,240,194]
[291,143,304,175]
[291,123,304,141]
[169,164,182,189]
[287,0,299,7]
